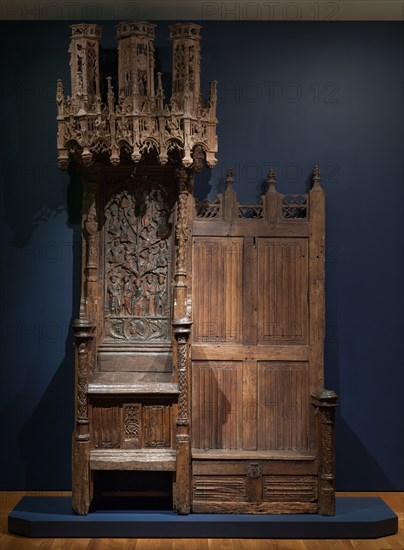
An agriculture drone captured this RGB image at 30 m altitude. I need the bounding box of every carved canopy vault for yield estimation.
[57,20,337,516]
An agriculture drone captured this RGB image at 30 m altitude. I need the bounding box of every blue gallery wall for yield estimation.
[0,21,403,491]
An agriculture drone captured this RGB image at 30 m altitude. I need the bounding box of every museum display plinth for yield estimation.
[8,496,398,539]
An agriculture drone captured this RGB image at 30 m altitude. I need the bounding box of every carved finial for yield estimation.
[313,164,321,188]
[226,168,234,188]
[107,76,115,115]
[193,145,204,173]
[56,79,64,103]
[176,166,188,187]
[267,168,276,192]
[209,80,217,106]
[156,72,164,111]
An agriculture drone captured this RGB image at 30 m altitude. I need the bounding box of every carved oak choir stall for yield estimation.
[56,20,337,516]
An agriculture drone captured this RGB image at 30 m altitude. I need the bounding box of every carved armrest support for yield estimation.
[311,389,338,516]
[172,317,192,514]
[172,317,192,427]
[72,319,96,441]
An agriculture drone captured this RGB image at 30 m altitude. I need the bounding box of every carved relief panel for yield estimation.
[91,401,173,450]
[102,176,175,343]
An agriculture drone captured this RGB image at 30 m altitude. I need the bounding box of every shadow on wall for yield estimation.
[2,161,81,249]
[324,267,398,492]
[17,333,75,490]
[12,213,82,491]
[335,415,397,491]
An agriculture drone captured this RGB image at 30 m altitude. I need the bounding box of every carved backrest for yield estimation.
[101,170,175,348]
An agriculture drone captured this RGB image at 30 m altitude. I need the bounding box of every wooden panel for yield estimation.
[192,219,310,237]
[263,475,317,502]
[193,477,247,503]
[258,362,309,451]
[242,238,258,345]
[92,405,121,449]
[192,459,317,475]
[102,178,174,345]
[90,449,176,471]
[192,500,317,514]
[97,351,172,372]
[193,238,242,343]
[257,238,308,345]
[143,405,172,448]
[191,344,309,362]
[192,362,242,450]
[242,361,257,450]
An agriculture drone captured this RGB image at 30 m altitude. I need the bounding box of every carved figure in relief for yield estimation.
[145,273,157,316]
[107,208,119,237]
[120,217,130,242]
[123,244,135,271]
[110,243,123,264]
[140,216,154,246]
[155,274,167,315]
[107,274,122,314]
[156,240,168,269]
[122,276,133,315]
[132,278,144,316]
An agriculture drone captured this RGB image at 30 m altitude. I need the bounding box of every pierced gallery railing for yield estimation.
[194,166,319,222]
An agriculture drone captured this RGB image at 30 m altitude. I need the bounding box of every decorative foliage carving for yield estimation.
[173,319,192,426]
[247,462,263,479]
[72,319,95,436]
[103,178,173,342]
[175,168,190,276]
[123,403,141,448]
[311,390,338,516]
[77,342,88,421]
[57,21,218,170]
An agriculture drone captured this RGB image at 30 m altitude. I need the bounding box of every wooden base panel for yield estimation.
[192,502,318,514]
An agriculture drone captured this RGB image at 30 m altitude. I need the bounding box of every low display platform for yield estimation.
[8,497,398,539]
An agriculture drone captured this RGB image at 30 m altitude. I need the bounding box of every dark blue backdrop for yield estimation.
[0,21,403,491]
